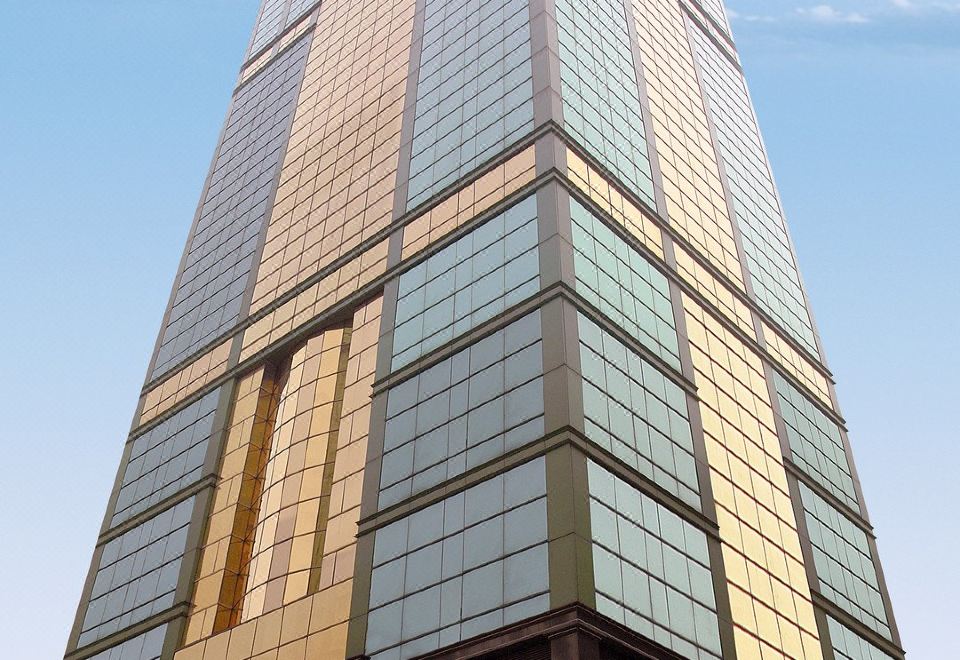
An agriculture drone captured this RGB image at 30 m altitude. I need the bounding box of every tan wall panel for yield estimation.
[178,298,381,659]
[250,0,416,313]
[762,320,833,409]
[566,148,664,260]
[140,340,232,426]
[631,0,745,290]
[240,238,388,362]
[683,296,822,660]
[242,328,352,620]
[401,146,537,259]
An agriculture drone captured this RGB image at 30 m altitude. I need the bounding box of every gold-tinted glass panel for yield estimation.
[674,243,754,339]
[566,148,664,260]
[241,238,388,362]
[683,296,822,660]
[241,327,352,620]
[762,320,833,410]
[140,339,232,427]
[179,298,381,659]
[250,0,416,313]
[185,366,281,643]
[631,0,745,290]
[401,146,537,260]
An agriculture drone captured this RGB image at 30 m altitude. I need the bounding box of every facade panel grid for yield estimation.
[86,624,167,660]
[688,23,818,356]
[248,0,319,57]
[406,0,534,209]
[556,0,656,207]
[588,460,722,660]
[571,197,681,371]
[152,38,310,379]
[774,372,859,513]
[578,313,700,510]
[631,0,745,290]
[79,498,196,647]
[694,0,732,34]
[240,328,352,620]
[382,311,544,508]
[367,458,549,659]
[112,389,220,527]
[829,616,897,660]
[683,295,823,659]
[800,483,890,639]
[250,0,416,311]
[392,195,539,370]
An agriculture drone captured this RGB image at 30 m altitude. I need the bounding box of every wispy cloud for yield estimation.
[889,0,960,12]
[797,4,870,23]
[730,0,960,25]
[728,0,960,56]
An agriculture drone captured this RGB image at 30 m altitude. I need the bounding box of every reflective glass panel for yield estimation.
[382,311,544,508]
[367,458,549,658]
[579,313,699,509]
[393,195,539,370]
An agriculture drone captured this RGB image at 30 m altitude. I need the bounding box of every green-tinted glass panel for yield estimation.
[571,197,680,371]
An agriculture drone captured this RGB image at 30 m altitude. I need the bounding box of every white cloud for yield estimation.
[890,0,960,11]
[797,4,870,23]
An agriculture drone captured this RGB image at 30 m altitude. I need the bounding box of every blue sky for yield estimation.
[0,1,955,658]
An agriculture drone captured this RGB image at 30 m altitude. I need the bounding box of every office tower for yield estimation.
[66,1,904,659]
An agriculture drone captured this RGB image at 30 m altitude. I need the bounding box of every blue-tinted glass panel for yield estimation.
[688,23,818,356]
[79,498,195,647]
[697,0,732,35]
[248,0,316,56]
[406,0,534,209]
[800,483,890,639]
[382,311,544,508]
[86,624,167,660]
[774,372,859,513]
[111,389,220,526]
[588,460,720,659]
[570,197,680,371]
[829,616,897,660]
[393,196,539,370]
[152,36,310,379]
[556,0,656,207]
[579,313,700,509]
[368,458,549,659]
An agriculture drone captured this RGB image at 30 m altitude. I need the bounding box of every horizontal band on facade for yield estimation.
[811,591,906,659]
[357,429,722,546]
[64,604,188,660]
[127,166,848,457]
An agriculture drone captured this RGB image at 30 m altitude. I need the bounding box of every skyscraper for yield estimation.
[66,0,903,659]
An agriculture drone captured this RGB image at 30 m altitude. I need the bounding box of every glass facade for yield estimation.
[579,313,699,509]
[152,37,311,379]
[556,0,656,207]
[69,1,902,659]
[571,197,680,370]
[406,0,534,209]
[79,498,195,647]
[688,23,818,356]
[382,311,544,508]
[800,483,890,639]
[392,195,539,370]
[86,625,167,660]
[588,460,721,660]
[112,389,219,526]
[367,458,549,659]
[774,371,860,513]
[829,616,898,660]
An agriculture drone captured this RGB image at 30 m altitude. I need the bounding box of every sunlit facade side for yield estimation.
[67,1,902,660]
